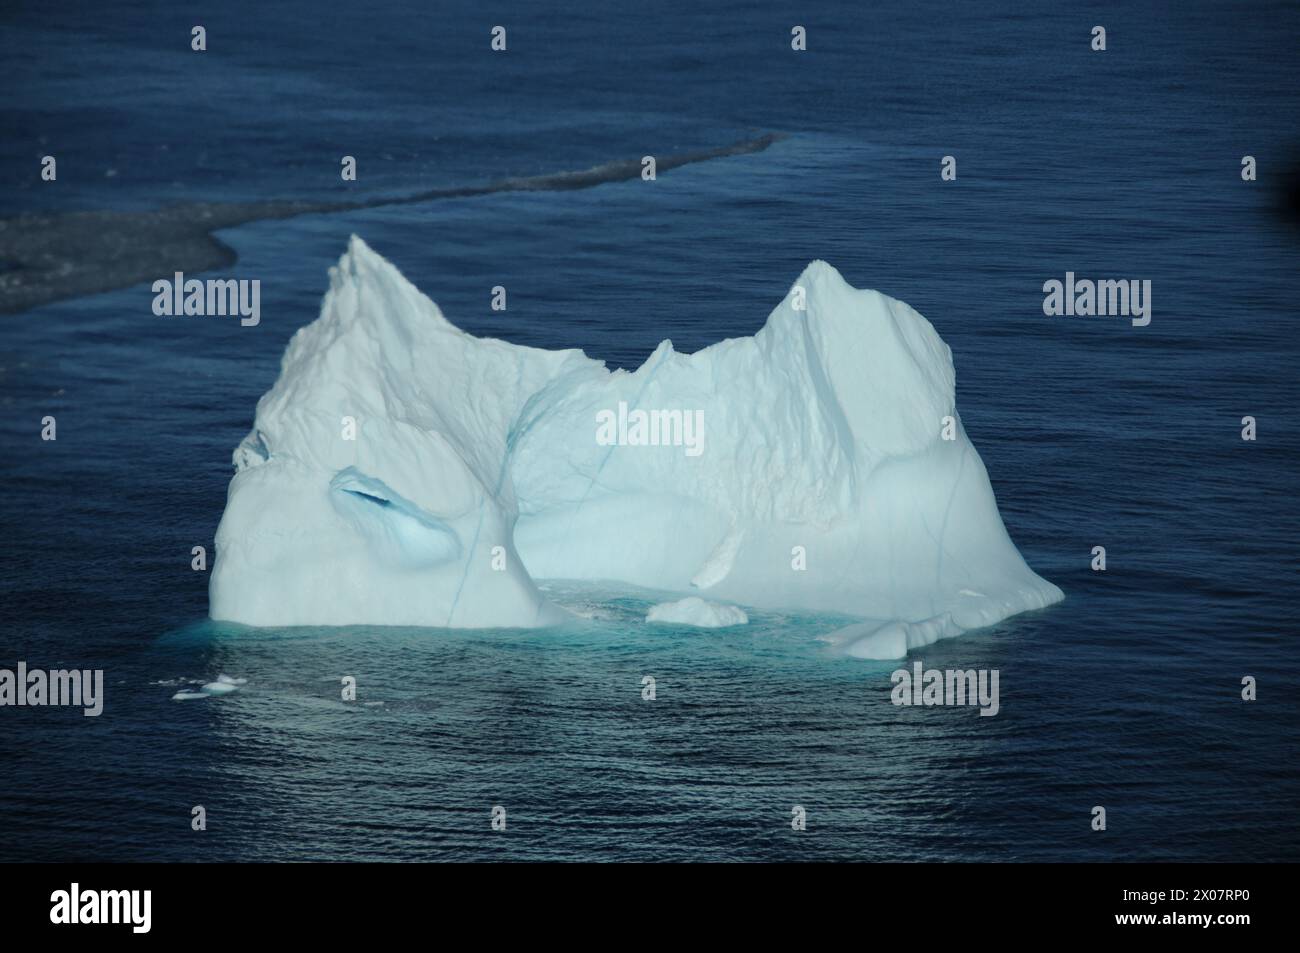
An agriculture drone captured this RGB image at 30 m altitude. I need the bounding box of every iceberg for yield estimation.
[203,675,246,693]
[646,597,749,628]
[167,675,246,699]
[210,236,1062,656]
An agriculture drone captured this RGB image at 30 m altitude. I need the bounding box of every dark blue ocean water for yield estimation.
[2,0,1298,861]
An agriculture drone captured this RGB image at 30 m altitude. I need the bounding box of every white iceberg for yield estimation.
[647,597,749,628]
[210,236,1061,656]
[199,675,245,696]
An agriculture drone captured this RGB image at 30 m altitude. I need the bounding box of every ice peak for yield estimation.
[324,233,455,336]
[794,258,847,287]
[339,232,389,277]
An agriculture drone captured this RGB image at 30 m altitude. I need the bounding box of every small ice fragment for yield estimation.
[646,596,748,628]
[200,680,240,696]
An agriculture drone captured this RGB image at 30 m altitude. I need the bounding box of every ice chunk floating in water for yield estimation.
[170,675,247,700]
[201,675,246,695]
[210,236,1062,656]
[647,597,749,628]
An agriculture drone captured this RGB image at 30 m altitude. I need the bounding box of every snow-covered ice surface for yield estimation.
[646,597,749,628]
[210,237,1062,657]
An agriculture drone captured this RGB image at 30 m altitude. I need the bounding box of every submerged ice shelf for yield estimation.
[210,236,1062,658]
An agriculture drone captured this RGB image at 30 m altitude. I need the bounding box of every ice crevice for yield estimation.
[210,236,1063,658]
